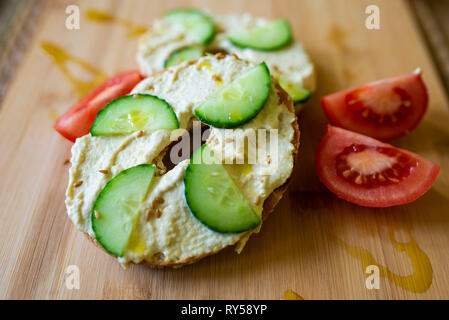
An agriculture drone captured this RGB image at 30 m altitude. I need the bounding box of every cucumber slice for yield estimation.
[228,19,292,51]
[164,46,203,68]
[278,77,311,104]
[92,164,155,257]
[194,62,271,128]
[90,94,179,136]
[184,145,261,233]
[165,9,215,44]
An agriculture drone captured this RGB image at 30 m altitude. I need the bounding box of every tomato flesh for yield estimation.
[321,71,428,141]
[315,126,440,207]
[336,144,417,188]
[54,70,143,142]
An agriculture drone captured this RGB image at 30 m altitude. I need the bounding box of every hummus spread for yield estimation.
[137,13,316,94]
[66,55,297,265]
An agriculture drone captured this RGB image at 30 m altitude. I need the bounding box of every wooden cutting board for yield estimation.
[1,0,449,300]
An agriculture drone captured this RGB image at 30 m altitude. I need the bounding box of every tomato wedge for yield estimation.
[321,70,428,141]
[54,70,143,142]
[315,126,440,207]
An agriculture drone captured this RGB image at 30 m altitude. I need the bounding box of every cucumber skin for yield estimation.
[194,62,271,128]
[293,91,312,104]
[164,46,204,69]
[164,9,215,45]
[227,19,293,51]
[90,94,179,136]
[285,86,312,104]
[184,145,261,234]
[91,164,155,257]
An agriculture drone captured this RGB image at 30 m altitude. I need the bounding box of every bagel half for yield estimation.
[137,12,316,107]
[66,54,300,268]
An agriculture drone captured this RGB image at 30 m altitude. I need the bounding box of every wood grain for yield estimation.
[1,0,449,299]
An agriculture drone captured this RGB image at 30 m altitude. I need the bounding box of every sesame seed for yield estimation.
[212,74,223,83]
[74,181,83,187]
[99,169,109,174]
[155,209,162,218]
[137,130,144,138]
[215,52,225,59]
[94,210,101,219]
[152,197,164,206]
[342,170,351,178]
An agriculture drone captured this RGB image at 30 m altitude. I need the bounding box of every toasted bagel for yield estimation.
[66,54,300,268]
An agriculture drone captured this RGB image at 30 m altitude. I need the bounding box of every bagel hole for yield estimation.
[161,123,211,172]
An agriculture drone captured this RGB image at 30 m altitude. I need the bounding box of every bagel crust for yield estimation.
[66,55,300,268]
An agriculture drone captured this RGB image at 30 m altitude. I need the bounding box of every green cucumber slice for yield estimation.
[194,62,271,128]
[278,77,311,104]
[184,145,261,233]
[92,164,155,257]
[228,19,292,51]
[90,94,179,136]
[165,9,215,44]
[164,46,203,68]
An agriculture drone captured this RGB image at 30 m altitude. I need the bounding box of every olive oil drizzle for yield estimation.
[86,9,148,38]
[41,41,108,98]
[335,227,433,293]
[283,289,304,300]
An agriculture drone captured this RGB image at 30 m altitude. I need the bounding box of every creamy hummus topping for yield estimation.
[137,13,316,93]
[66,55,296,265]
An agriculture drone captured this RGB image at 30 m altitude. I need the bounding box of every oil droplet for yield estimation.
[327,25,349,52]
[86,9,148,38]
[334,227,433,293]
[241,163,252,176]
[127,231,146,254]
[197,60,213,71]
[41,41,108,98]
[49,109,60,122]
[283,289,304,300]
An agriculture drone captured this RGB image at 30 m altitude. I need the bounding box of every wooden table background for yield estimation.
[1,0,449,300]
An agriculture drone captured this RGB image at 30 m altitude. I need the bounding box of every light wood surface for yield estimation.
[1,0,449,300]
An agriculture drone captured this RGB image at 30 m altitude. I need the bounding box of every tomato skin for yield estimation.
[315,126,440,207]
[54,70,143,142]
[321,72,429,141]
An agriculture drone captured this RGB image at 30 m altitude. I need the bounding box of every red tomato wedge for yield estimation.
[54,70,143,142]
[315,126,440,207]
[321,70,428,141]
